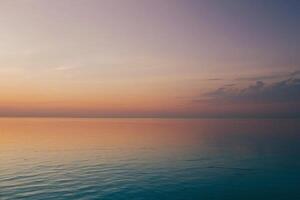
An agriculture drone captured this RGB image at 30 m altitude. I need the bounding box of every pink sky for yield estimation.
[0,0,299,118]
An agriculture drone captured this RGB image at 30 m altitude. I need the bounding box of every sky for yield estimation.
[0,0,299,118]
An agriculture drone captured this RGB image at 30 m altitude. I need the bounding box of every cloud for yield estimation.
[290,70,300,76]
[236,70,300,81]
[203,78,300,104]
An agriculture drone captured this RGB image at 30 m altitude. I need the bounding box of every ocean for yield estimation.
[0,118,299,200]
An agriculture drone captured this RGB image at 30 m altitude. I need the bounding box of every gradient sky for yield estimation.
[0,0,299,118]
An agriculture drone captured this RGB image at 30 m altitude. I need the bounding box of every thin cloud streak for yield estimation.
[54,66,77,71]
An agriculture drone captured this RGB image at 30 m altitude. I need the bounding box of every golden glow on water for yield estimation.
[0,118,204,153]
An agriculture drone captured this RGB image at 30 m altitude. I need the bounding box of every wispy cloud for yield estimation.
[54,66,77,71]
[200,71,300,83]
[236,70,300,81]
[206,78,223,81]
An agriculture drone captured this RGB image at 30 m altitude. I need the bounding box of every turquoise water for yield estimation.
[0,118,299,199]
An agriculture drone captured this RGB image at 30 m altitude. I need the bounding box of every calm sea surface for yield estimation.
[0,118,299,200]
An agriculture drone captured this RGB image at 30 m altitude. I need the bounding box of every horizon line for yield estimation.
[0,115,299,120]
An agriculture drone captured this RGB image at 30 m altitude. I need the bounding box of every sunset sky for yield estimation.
[0,0,299,118]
